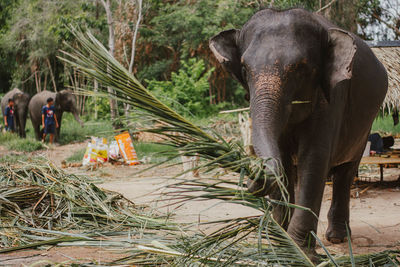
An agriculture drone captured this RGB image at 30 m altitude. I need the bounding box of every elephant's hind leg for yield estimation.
[326,161,359,243]
[34,125,41,141]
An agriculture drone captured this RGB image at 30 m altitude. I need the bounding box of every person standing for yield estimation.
[4,99,15,132]
[42,97,59,144]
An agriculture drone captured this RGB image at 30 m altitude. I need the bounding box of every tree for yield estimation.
[99,0,119,125]
[0,0,108,95]
[357,0,400,40]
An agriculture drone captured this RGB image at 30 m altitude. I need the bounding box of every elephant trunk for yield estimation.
[72,109,84,127]
[19,111,27,138]
[247,72,286,196]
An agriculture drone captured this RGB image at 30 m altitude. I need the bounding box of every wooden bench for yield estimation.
[360,156,400,182]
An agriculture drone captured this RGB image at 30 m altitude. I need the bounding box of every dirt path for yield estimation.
[2,142,400,265]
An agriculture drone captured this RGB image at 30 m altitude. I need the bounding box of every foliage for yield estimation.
[0,0,397,120]
[58,113,113,145]
[0,0,107,94]
[0,132,43,152]
[147,58,214,117]
[371,115,400,135]
[357,0,400,40]
[6,137,43,152]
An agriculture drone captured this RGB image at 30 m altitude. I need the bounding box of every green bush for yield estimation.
[0,132,18,143]
[58,113,114,145]
[7,138,43,152]
[147,58,215,117]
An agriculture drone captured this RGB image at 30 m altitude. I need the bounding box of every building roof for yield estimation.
[369,41,400,112]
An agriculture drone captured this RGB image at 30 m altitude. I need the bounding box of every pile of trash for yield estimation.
[82,131,140,166]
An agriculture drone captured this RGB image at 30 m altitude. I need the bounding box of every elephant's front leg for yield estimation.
[287,150,330,251]
[326,160,359,243]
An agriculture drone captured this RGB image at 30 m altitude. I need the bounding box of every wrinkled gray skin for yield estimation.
[29,90,84,142]
[1,88,30,138]
[210,8,387,254]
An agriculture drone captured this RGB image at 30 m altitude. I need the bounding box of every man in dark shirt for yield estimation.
[42,97,59,144]
[4,99,15,132]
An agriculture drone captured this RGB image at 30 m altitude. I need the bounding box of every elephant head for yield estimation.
[210,9,357,196]
[55,90,84,127]
[13,91,30,138]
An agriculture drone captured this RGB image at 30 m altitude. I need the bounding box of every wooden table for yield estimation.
[360,156,400,181]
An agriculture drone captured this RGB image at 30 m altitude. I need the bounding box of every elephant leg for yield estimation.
[271,156,296,230]
[34,124,41,141]
[325,161,359,243]
[286,151,329,251]
[15,116,20,136]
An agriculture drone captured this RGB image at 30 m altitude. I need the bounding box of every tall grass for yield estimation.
[0,132,43,152]
[65,148,86,162]
[58,113,114,144]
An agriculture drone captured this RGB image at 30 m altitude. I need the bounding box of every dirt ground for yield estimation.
[1,141,400,265]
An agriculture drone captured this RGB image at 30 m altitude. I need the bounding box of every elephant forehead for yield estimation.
[254,68,283,95]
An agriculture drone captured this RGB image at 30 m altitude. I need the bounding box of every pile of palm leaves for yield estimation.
[41,28,400,266]
[0,159,175,251]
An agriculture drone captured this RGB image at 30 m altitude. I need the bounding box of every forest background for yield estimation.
[0,0,399,121]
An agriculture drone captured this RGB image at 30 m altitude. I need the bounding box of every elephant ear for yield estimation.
[324,28,357,102]
[209,29,244,85]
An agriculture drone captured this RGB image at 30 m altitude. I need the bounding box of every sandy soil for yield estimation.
[2,141,400,265]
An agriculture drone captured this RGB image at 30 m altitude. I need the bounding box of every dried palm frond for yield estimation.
[0,159,177,251]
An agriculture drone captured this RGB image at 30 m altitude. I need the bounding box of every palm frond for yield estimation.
[0,159,177,251]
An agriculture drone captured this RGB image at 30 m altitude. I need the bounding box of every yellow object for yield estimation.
[82,137,109,165]
[83,142,98,165]
[115,132,139,165]
[93,137,108,163]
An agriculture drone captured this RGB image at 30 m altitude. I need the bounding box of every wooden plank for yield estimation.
[360,156,400,165]
[219,107,250,114]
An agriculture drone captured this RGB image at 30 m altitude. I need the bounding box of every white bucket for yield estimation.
[363,141,371,157]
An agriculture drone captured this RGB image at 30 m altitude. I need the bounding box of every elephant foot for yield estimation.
[287,228,321,263]
[301,247,322,264]
[326,223,350,244]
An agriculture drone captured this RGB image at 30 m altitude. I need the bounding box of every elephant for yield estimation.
[210,8,387,255]
[29,90,84,142]
[1,88,30,138]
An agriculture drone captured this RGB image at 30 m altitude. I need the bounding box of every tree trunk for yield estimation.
[125,0,143,118]
[43,72,47,92]
[34,71,40,93]
[94,79,98,120]
[46,58,57,92]
[101,0,118,127]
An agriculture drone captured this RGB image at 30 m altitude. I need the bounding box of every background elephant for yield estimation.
[1,88,30,138]
[210,8,388,255]
[29,90,84,141]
